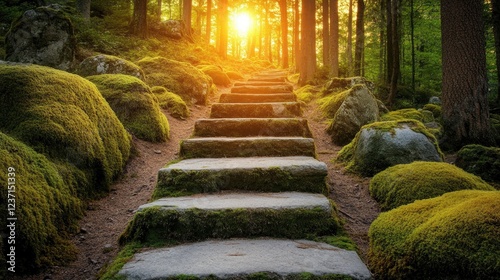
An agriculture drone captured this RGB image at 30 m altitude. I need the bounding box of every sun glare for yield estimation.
[232,12,252,36]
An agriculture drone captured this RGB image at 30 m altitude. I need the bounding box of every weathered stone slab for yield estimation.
[181,137,316,158]
[233,81,293,87]
[154,156,327,197]
[193,118,312,137]
[248,76,287,83]
[231,85,293,94]
[220,93,296,103]
[210,102,301,118]
[118,239,372,280]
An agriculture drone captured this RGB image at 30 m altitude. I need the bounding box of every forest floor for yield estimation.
[14,84,381,280]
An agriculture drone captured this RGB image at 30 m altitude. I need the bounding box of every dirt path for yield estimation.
[15,84,380,280]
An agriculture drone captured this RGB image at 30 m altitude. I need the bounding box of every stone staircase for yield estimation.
[115,70,371,279]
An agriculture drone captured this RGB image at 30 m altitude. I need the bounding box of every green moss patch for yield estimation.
[87,74,169,142]
[0,64,131,197]
[151,86,190,119]
[380,108,425,122]
[198,65,231,86]
[318,87,352,119]
[456,144,500,186]
[119,207,340,245]
[295,85,318,103]
[136,56,213,105]
[369,190,500,280]
[77,54,145,80]
[370,161,494,211]
[422,103,442,118]
[0,132,84,273]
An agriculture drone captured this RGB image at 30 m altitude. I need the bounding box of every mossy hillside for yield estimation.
[336,120,444,176]
[370,161,494,211]
[295,85,318,103]
[0,64,131,197]
[153,168,328,199]
[151,86,190,119]
[369,190,500,280]
[87,74,169,142]
[0,132,84,273]
[119,206,341,245]
[456,144,500,187]
[198,64,231,86]
[136,56,213,105]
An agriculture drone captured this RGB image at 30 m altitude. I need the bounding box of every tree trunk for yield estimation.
[354,0,365,76]
[330,0,339,77]
[492,0,500,106]
[441,0,495,149]
[76,0,91,21]
[299,0,316,85]
[206,0,211,44]
[410,0,415,93]
[217,0,228,58]
[387,0,400,106]
[294,0,300,72]
[322,0,330,68]
[279,0,289,68]
[130,0,148,38]
[157,0,162,22]
[378,0,386,83]
[346,0,353,76]
[385,0,393,84]
[183,0,192,36]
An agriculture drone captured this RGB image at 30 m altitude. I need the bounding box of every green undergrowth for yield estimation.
[151,86,190,119]
[198,64,231,86]
[422,103,442,119]
[87,74,169,142]
[136,56,213,105]
[0,64,131,198]
[119,206,341,245]
[0,132,83,273]
[336,119,443,176]
[380,108,426,122]
[370,161,494,211]
[369,190,500,280]
[456,144,500,187]
[294,85,318,103]
[153,168,328,199]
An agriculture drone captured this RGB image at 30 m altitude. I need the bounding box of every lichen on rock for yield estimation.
[87,74,170,142]
[77,54,145,81]
[370,161,494,211]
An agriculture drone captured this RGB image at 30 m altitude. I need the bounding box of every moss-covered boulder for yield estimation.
[422,103,442,119]
[370,161,494,211]
[381,108,425,122]
[456,144,500,186]
[137,56,212,105]
[337,120,443,176]
[151,86,190,119]
[322,76,372,95]
[87,74,169,142]
[0,132,84,273]
[77,54,145,81]
[198,64,231,86]
[369,190,500,280]
[323,85,380,145]
[5,5,76,70]
[294,85,317,103]
[0,64,131,197]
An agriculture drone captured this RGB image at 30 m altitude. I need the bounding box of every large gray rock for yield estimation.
[77,54,145,80]
[338,120,443,176]
[323,76,374,95]
[327,85,379,145]
[5,5,76,70]
[119,239,371,280]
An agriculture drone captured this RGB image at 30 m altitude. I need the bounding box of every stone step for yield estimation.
[231,85,293,94]
[120,192,338,244]
[193,118,312,138]
[154,156,327,198]
[233,81,293,87]
[248,76,287,82]
[118,239,371,280]
[210,102,301,118]
[180,137,316,158]
[220,93,297,103]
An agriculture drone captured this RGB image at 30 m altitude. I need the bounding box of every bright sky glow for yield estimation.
[232,12,252,36]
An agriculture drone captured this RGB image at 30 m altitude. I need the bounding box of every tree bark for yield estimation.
[322,0,330,68]
[278,0,289,68]
[299,0,316,85]
[217,0,228,58]
[76,0,91,21]
[206,0,212,44]
[157,0,162,22]
[385,0,393,84]
[330,0,339,77]
[386,0,400,106]
[346,0,353,76]
[354,0,365,76]
[293,0,300,72]
[492,0,500,106]
[130,0,148,38]
[441,0,495,149]
[183,0,192,36]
